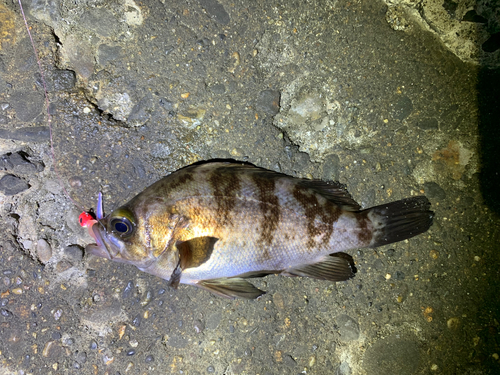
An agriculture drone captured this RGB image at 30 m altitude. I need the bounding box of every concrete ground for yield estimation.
[0,0,499,374]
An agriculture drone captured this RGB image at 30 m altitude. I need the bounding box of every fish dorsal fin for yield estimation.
[197,278,266,299]
[281,253,356,281]
[211,162,360,210]
[177,236,218,270]
[296,180,360,211]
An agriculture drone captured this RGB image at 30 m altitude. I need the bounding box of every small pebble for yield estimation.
[140,290,153,306]
[125,361,134,372]
[37,239,53,264]
[207,365,215,373]
[89,340,97,350]
[447,317,460,329]
[1,308,13,317]
[129,340,138,348]
[122,281,134,299]
[194,319,205,334]
[42,341,55,357]
[102,353,114,365]
[75,351,87,363]
[132,315,141,327]
[145,355,154,363]
[53,309,62,320]
[126,349,136,356]
[256,90,281,115]
[309,355,316,367]
[68,176,83,188]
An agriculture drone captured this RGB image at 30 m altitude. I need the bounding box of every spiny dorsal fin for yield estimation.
[197,278,266,299]
[281,253,356,281]
[197,162,361,210]
[177,236,218,270]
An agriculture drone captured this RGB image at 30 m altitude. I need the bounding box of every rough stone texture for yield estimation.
[382,0,500,67]
[336,315,360,341]
[0,0,498,374]
[0,174,29,195]
[363,335,421,375]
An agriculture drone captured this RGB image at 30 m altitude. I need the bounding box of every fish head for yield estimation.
[85,205,151,265]
[84,195,183,280]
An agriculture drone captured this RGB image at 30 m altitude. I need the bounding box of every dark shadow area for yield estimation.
[476,1,500,216]
[475,7,500,375]
[477,69,500,216]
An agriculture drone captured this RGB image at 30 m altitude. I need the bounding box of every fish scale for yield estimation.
[85,161,434,299]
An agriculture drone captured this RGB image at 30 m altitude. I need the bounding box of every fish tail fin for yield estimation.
[365,196,434,248]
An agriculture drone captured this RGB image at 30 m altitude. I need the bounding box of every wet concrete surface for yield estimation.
[1,0,499,374]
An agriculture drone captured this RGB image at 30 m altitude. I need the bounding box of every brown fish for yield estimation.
[85,161,433,299]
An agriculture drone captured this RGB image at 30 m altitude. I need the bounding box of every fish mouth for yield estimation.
[85,222,113,260]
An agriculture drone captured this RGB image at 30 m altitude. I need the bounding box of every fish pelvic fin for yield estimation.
[281,253,356,281]
[197,278,266,300]
[366,196,434,247]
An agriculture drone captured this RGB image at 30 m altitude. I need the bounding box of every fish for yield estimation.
[84,161,434,299]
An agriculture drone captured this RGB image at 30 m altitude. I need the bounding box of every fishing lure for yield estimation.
[79,192,104,241]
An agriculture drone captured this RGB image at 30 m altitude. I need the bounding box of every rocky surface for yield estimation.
[0,0,498,374]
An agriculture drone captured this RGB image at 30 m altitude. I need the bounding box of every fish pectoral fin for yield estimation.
[197,278,266,300]
[281,253,356,281]
[177,236,218,270]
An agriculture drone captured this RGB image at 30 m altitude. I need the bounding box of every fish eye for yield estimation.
[109,207,135,237]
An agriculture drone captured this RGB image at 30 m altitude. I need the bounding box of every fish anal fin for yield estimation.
[281,253,356,281]
[197,278,266,300]
[177,236,218,270]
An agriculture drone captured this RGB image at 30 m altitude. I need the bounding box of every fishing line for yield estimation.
[18,0,86,213]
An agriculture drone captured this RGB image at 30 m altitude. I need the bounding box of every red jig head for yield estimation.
[79,211,95,227]
[79,192,104,228]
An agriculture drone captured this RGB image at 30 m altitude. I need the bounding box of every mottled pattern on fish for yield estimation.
[86,161,434,299]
